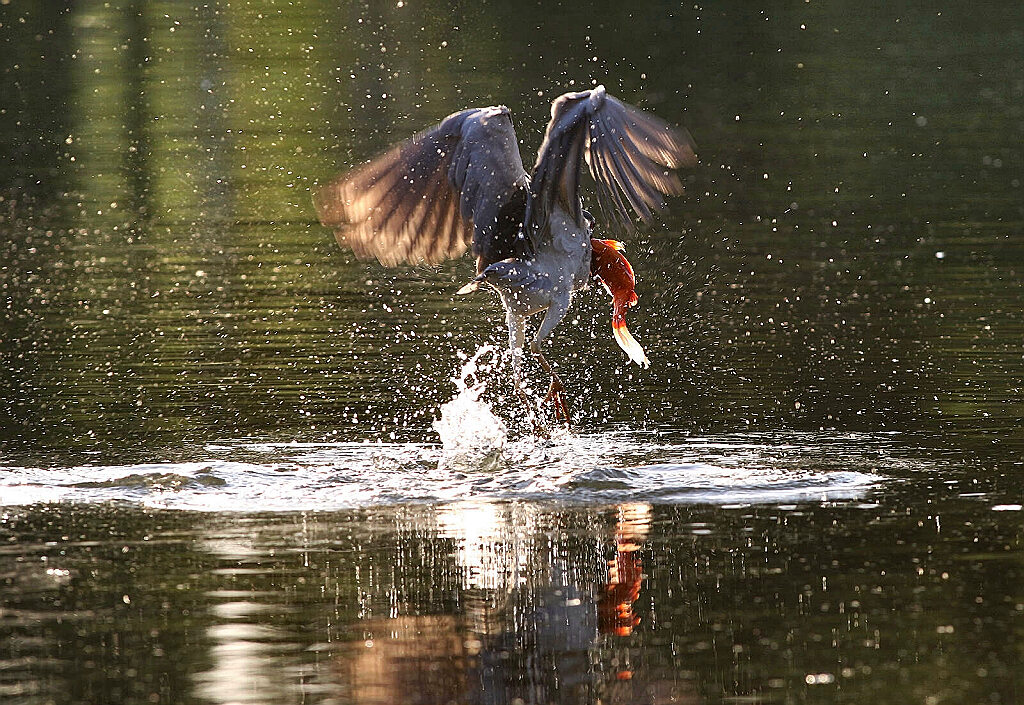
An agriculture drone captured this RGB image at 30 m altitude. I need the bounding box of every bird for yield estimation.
[313,85,696,422]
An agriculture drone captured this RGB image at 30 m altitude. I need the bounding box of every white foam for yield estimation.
[432,345,508,471]
[0,431,898,511]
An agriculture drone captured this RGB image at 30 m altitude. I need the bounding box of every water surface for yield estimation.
[2,0,1023,703]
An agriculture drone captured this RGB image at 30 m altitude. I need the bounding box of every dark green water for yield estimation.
[2,1,1023,703]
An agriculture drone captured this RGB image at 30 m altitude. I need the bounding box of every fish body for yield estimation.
[590,238,650,368]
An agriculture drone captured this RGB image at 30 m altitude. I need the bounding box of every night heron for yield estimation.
[314,85,696,421]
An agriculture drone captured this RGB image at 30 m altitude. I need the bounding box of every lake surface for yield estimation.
[2,1,1023,703]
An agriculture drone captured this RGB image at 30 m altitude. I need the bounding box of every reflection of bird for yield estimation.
[314,86,696,420]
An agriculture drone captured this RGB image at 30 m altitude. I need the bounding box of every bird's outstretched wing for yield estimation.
[313,106,529,267]
[525,85,697,241]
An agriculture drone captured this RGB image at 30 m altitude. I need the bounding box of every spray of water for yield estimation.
[433,345,508,471]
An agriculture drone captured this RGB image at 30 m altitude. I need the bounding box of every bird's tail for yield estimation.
[591,239,651,368]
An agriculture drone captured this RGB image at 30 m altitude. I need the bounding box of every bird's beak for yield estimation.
[456,273,485,295]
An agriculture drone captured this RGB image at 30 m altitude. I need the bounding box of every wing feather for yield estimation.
[314,106,529,267]
[590,114,658,219]
[525,86,697,241]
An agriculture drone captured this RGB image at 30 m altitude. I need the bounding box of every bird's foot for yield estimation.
[528,344,570,425]
[515,384,533,412]
[513,383,548,436]
[543,376,570,425]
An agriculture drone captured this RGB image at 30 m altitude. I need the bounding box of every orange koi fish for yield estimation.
[590,238,650,368]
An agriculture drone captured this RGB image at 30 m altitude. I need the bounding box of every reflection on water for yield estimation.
[600,504,649,638]
[3,491,1022,705]
[341,502,665,705]
[194,527,327,705]
[182,501,686,705]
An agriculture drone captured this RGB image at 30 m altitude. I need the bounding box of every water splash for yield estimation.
[433,346,508,471]
[0,431,903,511]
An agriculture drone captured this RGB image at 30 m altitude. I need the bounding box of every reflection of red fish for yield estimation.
[590,239,651,367]
[599,504,649,638]
[599,548,643,637]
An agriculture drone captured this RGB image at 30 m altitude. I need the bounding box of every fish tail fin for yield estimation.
[612,318,651,368]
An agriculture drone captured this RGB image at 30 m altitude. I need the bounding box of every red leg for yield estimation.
[533,344,570,424]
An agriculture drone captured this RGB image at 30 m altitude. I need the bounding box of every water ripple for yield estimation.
[0,429,898,511]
